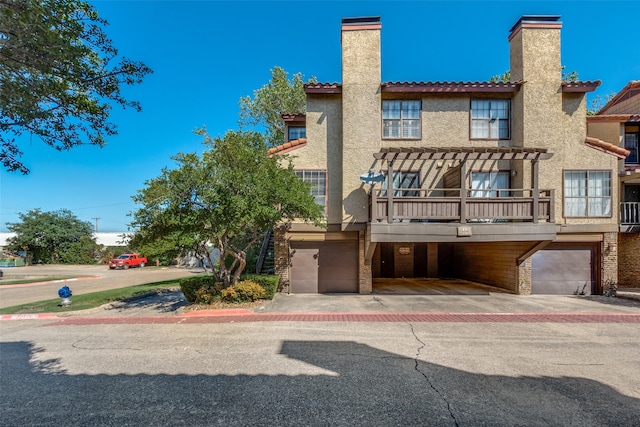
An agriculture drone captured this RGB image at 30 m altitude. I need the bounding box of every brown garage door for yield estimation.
[531,244,595,295]
[290,241,358,293]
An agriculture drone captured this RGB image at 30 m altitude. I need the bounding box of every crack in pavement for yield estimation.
[408,322,459,427]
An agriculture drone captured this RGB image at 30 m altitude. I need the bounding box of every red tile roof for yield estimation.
[282,114,306,122]
[305,83,342,94]
[585,137,630,159]
[561,81,601,92]
[382,81,522,93]
[267,138,307,156]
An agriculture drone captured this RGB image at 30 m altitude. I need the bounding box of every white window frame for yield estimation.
[295,169,327,213]
[470,99,511,140]
[382,100,421,139]
[564,170,612,217]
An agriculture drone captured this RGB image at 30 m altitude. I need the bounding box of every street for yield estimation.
[0,265,201,308]
[1,315,639,426]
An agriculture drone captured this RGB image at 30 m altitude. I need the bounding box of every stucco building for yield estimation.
[587,81,640,288]
[270,15,624,295]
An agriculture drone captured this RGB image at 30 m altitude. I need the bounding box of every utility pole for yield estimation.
[92,217,101,233]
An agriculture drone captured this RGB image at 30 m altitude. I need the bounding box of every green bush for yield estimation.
[179,275,219,303]
[221,280,266,303]
[240,274,279,299]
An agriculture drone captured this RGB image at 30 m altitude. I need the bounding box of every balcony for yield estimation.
[368,146,557,243]
[620,202,640,233]
[371,188,555,223]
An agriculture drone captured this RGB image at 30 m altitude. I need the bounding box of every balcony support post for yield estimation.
[460,160,467,223]
[387,161,394,223]
[532,159,539,223]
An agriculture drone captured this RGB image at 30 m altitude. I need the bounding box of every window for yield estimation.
[288,126,306,141]
[564,170,611,217]
[381,172,420,197]
[295,170,326,210]
[471,99,510,139]
[625,124,639,164]
[382,100,421,139]
[471,171,510,197]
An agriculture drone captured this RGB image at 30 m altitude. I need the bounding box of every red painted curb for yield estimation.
[0,313,58,321]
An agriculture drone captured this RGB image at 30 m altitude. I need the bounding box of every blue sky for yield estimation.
[1,0,638,232]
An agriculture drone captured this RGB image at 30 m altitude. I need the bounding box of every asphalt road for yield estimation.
[1,317,639,426]
[0,265,202,309]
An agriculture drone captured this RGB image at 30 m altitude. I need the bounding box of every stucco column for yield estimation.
[427,242,438,278]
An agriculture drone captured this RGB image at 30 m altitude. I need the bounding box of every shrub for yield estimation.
[220,280,266,303]
[179,275,218,303]
[240,274,279,299]
[195,286,213,304]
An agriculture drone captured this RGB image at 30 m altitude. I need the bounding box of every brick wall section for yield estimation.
[273,225,290,293]
[602,232,619,293]
[618,234,640,288]
[358,231,372,294]
[518,261,532,295]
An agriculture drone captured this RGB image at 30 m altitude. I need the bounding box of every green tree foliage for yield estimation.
[489,70,511,83]
[489,68,579,83]
[0,0,152,174]
[587,93,616,116]
[238,66,315,147]
[130,129,325,285]
[6,208,99,263]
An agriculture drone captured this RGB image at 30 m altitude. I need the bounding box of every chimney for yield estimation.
[341,16,381,85]
[509,15,562,83]
[340,17,382,226]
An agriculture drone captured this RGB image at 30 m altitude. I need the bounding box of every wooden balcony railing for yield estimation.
[371,188,555,223]
[620,202,640,225]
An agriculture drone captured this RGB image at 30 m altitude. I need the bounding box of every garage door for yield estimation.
[531,244,595,295]
[290,241,358,293]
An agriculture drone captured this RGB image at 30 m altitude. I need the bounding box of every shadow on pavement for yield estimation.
[1,340,638,426]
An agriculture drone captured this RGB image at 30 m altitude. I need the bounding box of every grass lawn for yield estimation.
[0,276,93,286]
[0,279,181,315]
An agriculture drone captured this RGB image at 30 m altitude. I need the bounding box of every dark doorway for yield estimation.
[380,243,395,278]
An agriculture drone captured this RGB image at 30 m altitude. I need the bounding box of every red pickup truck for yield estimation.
[108,253,147,270]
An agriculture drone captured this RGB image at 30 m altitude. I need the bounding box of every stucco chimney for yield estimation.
[340,17,383,227]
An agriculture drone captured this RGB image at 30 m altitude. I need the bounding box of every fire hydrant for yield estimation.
[58,285,72,306]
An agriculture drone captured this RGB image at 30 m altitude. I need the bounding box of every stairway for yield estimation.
[255,230,275,275]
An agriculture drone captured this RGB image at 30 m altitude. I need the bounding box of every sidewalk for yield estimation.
[3,289,640,323]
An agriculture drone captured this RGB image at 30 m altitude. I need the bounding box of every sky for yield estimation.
[1,0,639,233]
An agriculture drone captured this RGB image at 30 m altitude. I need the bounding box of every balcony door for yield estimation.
[471,171,510,197]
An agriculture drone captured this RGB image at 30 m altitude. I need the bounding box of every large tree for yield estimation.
[238,66,315,147]
[130,129,325,285]
[5,208,98,263]
[0,0,152,174]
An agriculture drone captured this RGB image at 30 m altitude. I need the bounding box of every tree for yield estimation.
[238,67,315,147]
[489,68,579,83]
[587,93,615,116]
[130,129,325,285]
[0,0,152,174]
[6,208,99,263]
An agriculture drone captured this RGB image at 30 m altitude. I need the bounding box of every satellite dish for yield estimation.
[359,169,384,184]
